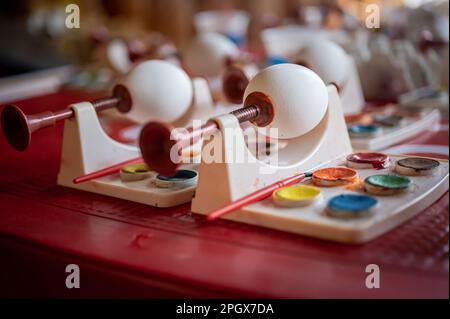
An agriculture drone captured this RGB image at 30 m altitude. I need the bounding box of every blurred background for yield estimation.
[0,0,448,103]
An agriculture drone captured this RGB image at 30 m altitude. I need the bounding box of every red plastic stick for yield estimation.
[206,172,313,222]
[73,157,143,184]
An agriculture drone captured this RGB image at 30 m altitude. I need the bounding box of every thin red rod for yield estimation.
[206,172,313,222]
[73,157,143,184]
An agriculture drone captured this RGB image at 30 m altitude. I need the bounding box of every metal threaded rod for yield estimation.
[230,105,260,123]
[91,96,121,112]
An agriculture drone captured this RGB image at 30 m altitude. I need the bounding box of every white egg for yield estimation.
[118,60,193,123]
[184,32,239,77]
[243,63,328,139]
[297,39,350,87]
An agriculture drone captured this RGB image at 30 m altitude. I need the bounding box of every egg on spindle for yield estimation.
[243,63,328,139]
[296,39,350,89]
[117,60,193,123]
[184,32,240,78]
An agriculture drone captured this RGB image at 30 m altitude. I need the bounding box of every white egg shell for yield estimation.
[297,39,350,86]
[184,32,239,77]
[118,60,193,123]
[244,63,328,139]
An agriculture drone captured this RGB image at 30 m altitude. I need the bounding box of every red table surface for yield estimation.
[0,90,448,298]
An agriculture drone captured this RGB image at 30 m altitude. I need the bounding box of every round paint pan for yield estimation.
[312,167,359,187]
[120,163,154,182]
[344,113,373,125]
[346,152,389,169]
[273,185,322,207]
[327,194,378,219]
[155,169,198,188]
[364,174,411,195]
[348,124,382,138]
[395,157,440,176]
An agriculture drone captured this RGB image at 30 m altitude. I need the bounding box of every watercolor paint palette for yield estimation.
[61,164,199,208]
[195,154,449,243]
[348,108,440,151]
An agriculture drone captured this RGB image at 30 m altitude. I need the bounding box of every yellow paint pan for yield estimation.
[273,185,322,207]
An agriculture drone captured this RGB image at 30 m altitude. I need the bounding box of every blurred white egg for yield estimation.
[297,39,350,87]
[184,32,239,77]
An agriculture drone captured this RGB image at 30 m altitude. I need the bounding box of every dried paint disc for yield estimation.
[327,194,378,218]
[120,163,154,182]
[348,124,382,138]
[364,174,411,195]
[312,167,359,187]
[273,185,322,207]
[155,169,198,188]
[344,113,373,125]
[346,152,389,169]
[395,157,440,176]
[373,114,406,128]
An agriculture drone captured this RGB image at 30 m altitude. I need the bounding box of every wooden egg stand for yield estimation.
[296,39,442,151]
[56,80,212,207]
[140,63,447,243]
[184,32,259,102]
[58,61,214,207]
[191,64,353,216]
[1,61,215,207]
[105,34,182,75]
[221,38,365,114]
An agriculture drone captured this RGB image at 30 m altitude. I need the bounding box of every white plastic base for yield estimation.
[56,78,214,207]
[399,89,449,111]
[350,108,441,151]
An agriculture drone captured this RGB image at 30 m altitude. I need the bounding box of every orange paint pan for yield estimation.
[312,167,359,187]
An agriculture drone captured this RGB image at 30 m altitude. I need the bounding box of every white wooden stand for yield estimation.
[191,85,449,243]
[192,85,352,212]
[56,77,214,207]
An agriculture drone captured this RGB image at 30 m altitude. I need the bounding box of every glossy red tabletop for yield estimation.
[0,90,448,298]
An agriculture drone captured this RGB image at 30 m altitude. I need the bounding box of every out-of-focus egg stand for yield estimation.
[260,26,443,151]
[187,10,261,109]
[57,60,215,207]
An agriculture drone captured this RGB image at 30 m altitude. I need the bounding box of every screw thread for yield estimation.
[230,105,259,123]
